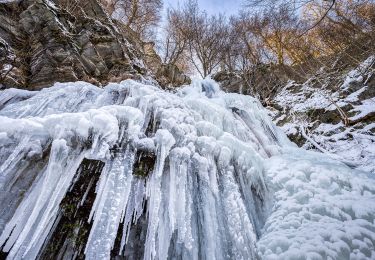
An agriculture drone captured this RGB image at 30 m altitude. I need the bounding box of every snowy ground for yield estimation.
[0,79,374,259]
[271,56,375,173]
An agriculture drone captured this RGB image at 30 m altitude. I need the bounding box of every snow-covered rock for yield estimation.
[271,55,375,174]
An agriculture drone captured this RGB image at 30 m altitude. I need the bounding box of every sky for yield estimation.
[163,0,245,17]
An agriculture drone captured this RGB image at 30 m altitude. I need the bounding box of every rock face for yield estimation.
[0,0,190,90]
[143,42,191,88]
[213,64,305,101]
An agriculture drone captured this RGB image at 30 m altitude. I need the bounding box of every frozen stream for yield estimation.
[0,79,374,259]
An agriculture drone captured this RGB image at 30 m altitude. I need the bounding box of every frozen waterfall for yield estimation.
[0,79,374,259]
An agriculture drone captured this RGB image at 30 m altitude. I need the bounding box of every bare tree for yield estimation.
[188,14,229,77]
[159,0,374,81]
[110,0,163,40]
[300,0,375,55]
[159,8,189,66]
[179,0,230,77]
[246,0,336,34]
[244,5,303,65]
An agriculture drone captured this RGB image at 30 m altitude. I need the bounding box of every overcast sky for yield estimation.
[163,0,244,17]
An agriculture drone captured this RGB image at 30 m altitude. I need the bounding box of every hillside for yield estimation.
[271,55,375,173]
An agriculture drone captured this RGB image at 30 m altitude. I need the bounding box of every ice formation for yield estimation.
[0,79,374,259]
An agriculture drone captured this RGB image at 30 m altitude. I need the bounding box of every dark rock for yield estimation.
[0,0,189,90]
[156,63,191,88]
[39,159,105,260]
[143,42,191,88]
[213,71,244,93]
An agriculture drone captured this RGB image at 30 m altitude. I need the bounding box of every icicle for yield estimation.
[0,136,31,189]
[0,139,85,259]
[85,147,135,259]
[119,178,146,254]
[143,129,175,260]
[191,152,224,260]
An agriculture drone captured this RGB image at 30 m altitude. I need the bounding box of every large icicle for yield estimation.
[85,149,135,259]
[0,140,85,259]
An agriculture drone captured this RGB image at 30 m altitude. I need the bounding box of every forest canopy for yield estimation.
[98,0,375,80]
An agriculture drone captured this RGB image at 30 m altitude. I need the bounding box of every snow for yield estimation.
[0,88,37,109]
[344,86,367,102]
[280,122,298,136]
[0,0,20,3]
[259,148,375,260]
[0,79,374,259]
[272,56,375,174]
[349,97,375,121]
[341,55,375,91]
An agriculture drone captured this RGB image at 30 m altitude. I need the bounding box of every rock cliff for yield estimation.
[0,0,189,90]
